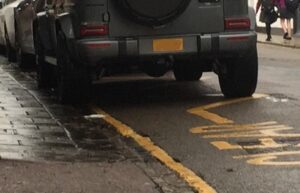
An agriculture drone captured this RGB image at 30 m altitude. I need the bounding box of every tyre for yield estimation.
[173,61,203,81]
[4,25,16,62]
[0,45,6,55]
[142,58,171,77]
[16,44,35,69]
[15,27,35,69]
[56,31,91,104]
[218,48,258,98]
[4,37,16,63]
[35,30,54,89]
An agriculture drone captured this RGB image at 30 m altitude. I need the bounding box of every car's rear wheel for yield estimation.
[16,44,35,69]
[4,31,16,63]
[35,30,54,89]
[0,45,5,55]
[15,26,35,69]
[173,61,203,81]
[218,48,258,98]
[56,31,91,104]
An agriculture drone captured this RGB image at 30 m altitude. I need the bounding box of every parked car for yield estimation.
[0,0,44,67]
[34,0,258,103]
[0,0,17,57]
[0,0,5,54]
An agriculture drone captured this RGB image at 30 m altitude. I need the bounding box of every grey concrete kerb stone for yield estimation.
[257,32,300,49]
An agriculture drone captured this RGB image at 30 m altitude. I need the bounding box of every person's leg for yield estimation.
[287,19,292,38]
[266,22,271,41]
[280,18,288,37]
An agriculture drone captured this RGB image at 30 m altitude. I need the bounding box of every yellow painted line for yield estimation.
[234,151,300,159]
[189,110,234,125]
[233,151,300,166]
[202,126,295,139]
[211,141,242,150]
[193,125,289,134]
[190,122,278,134]
[257,138,289,148]
[260,128,300,137]
[211,138,289,150]
[187,94,268,124]
[193,125,290,134]
[187,109,234,124]
[92,107,217,193]
[199,94,268,110]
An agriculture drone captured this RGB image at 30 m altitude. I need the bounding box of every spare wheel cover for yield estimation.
[117,0,192,26]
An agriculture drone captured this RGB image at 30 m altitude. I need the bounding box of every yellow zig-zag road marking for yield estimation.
[199,94,268,110]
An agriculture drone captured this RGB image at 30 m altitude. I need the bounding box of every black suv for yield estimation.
[34,0,258,103]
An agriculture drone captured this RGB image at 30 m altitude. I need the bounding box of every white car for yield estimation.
[0,0,44,67]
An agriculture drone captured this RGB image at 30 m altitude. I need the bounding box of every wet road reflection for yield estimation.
[92,73,221,107]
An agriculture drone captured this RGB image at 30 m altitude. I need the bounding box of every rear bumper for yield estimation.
[76,31,257,66]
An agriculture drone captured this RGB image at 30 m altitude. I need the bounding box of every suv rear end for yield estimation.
[35,0,258,103]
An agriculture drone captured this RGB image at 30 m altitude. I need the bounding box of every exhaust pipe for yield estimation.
[142,56,174,77]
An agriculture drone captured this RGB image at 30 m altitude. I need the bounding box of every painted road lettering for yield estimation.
[190,122,298,138]
[234,151,300,166]
[211,138,289,150]
[188,94,300,166]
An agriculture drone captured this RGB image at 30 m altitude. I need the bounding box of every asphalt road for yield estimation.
[1,43,300,193]
[91,44,300,193]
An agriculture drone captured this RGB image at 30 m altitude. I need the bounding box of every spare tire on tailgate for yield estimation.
[116,0,191,26]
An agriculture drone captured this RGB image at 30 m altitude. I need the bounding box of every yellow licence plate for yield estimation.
[153,38,183,52]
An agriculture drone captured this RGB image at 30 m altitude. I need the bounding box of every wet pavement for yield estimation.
[0,60,122,162]
[0,57,194,193]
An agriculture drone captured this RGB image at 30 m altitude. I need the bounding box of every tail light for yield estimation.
[80,24,109,36]
[225,18,250,30]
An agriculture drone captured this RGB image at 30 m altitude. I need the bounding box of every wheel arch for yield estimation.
[55,13,75,39]
[55,14,78,62]
[34,11,57,55]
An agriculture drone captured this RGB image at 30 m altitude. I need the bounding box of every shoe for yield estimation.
[283,32,288,38]
[284,36,292,40]
[266,37,271,41]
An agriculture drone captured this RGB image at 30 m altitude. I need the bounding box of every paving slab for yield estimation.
[0,57,193,193]
[257,32,300,49]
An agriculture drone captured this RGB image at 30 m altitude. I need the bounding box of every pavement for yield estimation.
[0,57,194,193]
[257,31,300,48]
